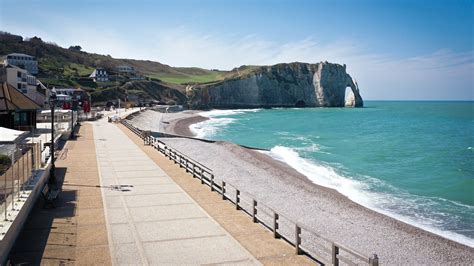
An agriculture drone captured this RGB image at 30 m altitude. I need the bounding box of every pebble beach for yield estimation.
[128,109,474,265]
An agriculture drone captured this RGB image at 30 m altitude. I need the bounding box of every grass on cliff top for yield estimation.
[63,63,95,77]
[147,71,226,85]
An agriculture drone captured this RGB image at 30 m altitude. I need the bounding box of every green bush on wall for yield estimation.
[0,154,12,175]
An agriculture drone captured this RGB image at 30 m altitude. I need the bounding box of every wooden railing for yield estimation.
[121,119,379,266]
[121,118,143,136]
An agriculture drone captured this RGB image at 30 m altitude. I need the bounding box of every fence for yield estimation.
[121,119,379,266]
[0,145,39,221]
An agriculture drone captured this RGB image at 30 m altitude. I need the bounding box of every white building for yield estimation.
[89,68,109,82]
[54,87,91,108]
[36,80,49,107]
[116,65,136,74]
[0,65,44,106]
[3,53,38,75]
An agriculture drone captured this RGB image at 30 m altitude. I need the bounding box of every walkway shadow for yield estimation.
[8,167,77,265]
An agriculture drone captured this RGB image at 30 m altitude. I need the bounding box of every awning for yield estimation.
[0,126,27,143]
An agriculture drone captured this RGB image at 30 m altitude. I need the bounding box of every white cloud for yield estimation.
[142,29,472,100]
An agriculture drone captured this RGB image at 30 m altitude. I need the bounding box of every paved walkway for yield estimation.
[9,112,313,265]
[9,124,112,264]
[119,124,315,265]
[93,119,259,265]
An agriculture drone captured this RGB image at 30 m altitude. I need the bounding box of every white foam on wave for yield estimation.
[190,117,235,138]
[267,146,368,200]
[294,143,331,154]
[266,145,474,247]
[190,109,262,138]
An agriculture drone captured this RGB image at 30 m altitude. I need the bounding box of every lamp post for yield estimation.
[49,88,57,185]
[70,96,78,139]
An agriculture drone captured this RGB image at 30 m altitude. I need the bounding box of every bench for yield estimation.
[42,183,60,208]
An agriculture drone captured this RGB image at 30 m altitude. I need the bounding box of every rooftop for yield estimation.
[0,82,40,112]
[6,53,35,59]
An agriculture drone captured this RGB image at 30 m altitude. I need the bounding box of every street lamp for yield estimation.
[70,95,79,139]
[49,87,57,186]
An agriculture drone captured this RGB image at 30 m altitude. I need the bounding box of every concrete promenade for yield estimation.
[93,118,260,265]
[9,124,112,264]
[9,110,313,265]
[118,123,315,265]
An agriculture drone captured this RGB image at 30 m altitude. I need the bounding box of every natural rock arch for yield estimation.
[346,77,363,107]
[313,62,364,108]
[186,62,364,109]
[345,87,353,107]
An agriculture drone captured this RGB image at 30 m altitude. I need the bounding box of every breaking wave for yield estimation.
[266,145,474,247]
[190,109,261,138]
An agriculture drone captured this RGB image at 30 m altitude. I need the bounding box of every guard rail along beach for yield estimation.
[121,118,379,266]
[0,145,39,221]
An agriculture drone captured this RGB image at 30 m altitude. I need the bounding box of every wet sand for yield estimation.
[128,110,474,265]
[126,110,207,136]
[173,115,209,136]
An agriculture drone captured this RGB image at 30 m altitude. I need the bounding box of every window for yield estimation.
[17,71,21,78]
[14,113,20,124]
[20,112,28,125]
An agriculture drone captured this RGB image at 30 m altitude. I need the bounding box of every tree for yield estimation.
[69,45,82,51]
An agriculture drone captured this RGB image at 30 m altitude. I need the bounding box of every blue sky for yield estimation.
[1,0,473,100]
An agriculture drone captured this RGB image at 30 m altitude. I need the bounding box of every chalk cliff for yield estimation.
[186,62,363,109]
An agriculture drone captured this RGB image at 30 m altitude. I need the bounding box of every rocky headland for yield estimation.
[186,62,363,109]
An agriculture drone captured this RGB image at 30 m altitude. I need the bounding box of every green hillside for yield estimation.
[0,32,273,106]
[0,32,227,86]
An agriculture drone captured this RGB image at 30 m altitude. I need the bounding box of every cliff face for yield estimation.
[186,62,363,109]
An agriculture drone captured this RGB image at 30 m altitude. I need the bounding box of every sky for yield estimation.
[1,0,473,100]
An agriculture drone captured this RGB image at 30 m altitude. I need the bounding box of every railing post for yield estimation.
[18,155,22,200]
[200,168,204,184]
[210,174,214,191]
[192,164,196,178]
[332,243,339,266]
[235,190,240,210]
[369,254,379,266]
[221,181,226,200]
[11,152,15,210]
[252,200,257,223]
[4,169,8,221]
[295,224,301,255]
[273,213,279,238]
[24,151,28,192]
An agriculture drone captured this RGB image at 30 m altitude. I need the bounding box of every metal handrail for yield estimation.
[1,146,37,222]
[120,117,379,266]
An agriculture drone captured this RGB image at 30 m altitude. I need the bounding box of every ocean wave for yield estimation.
[189,117,236,138]
[190,108,262,138]
[294,143,321,152]
[266,145,474,247]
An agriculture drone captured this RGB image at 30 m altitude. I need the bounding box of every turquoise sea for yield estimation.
[190,101,474,246]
